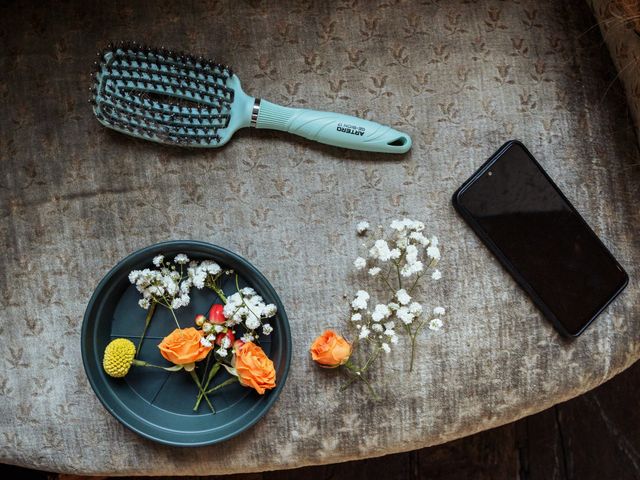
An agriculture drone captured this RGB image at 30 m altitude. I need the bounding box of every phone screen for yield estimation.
[454,141,628,336]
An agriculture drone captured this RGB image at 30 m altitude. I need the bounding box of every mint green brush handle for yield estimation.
[93,44,411,154]
[253,99,411,154]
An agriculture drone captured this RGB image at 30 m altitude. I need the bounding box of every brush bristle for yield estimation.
[91,42,235,147]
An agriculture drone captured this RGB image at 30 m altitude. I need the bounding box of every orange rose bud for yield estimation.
[194,314,206,327]
[234,341,276,394]
[208,304,226,324]
[310,330,352,368]
[158,327,211,366]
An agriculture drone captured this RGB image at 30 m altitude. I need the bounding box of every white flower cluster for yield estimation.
[346,219,446,358]
[187,260,222,290]
[129,254,225,311]
[355,218,441,279]
[351,290,370,310]
[428,306,445,331]
[389,289,424,326]
[222,287,277,342]
[349,290,399,352]
[356,221,370,235]
[129,253,196,310]
[200,331,233,358]
[350,291,446,354]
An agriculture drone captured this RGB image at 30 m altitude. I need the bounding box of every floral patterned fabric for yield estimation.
[1,0,639,475]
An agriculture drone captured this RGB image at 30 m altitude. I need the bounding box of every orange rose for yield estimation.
[310,330,351,368]
[158,327,211,368]
[234,342,276,394]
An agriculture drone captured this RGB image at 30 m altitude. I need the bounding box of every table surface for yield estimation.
[1,0,639,475]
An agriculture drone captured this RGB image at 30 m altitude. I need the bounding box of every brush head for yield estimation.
[91,42,236,147]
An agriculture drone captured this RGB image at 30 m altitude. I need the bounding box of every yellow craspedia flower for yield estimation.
[103,338,136,378]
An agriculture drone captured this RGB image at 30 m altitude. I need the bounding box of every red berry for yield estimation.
[208,304,225,324]
[215,330,235,346]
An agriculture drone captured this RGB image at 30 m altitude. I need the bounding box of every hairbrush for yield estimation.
[90,42,411,154]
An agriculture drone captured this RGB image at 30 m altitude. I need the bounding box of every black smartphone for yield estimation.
[452,140,628,337]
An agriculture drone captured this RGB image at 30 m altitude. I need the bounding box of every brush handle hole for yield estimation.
[387,136,409,147]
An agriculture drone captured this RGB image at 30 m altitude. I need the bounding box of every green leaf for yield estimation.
[222,364,238,377]
[162,365,184,372]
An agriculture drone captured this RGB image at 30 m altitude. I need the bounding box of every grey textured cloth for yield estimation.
[1,0,639,475]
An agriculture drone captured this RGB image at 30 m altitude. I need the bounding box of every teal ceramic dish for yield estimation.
[81,240,291,446]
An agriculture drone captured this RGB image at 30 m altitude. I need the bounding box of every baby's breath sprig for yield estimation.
[221,275,278,344]
[311,218,447,399]
[128,253,193,355]
[188,260,228,302]
[352,219,445,372]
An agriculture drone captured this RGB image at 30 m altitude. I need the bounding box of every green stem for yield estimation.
[408,272,424,295]
[375,262,395,293]
[204,377,238,395]
[380,271,396,293]
[409,334,417,372]
[235,274,262,323]
[136,302,157,357]
[349,332,360,354]
[395,262,402,289]
[202,349,212,378]
[340,369,360,391]
[189,369,215,413]
[159,294,181,329]
[361,347,381,373]
[167,306,181,329]
[208,279,228,304]
[193,355,212,411]
[358,372,380,400]
[408,318,427,372]
[340,348,381,393]
[131,359,182,371]
[194,362,221,411]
